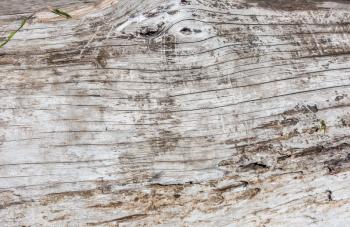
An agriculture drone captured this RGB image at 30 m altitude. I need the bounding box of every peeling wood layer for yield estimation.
[1,0,350,226]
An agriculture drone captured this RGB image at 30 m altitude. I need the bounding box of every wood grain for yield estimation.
[1,0,350,226]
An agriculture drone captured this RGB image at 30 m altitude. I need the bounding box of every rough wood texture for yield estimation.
[1,0,350,226]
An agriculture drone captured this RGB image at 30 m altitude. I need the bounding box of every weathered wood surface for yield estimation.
[1,0,350,226]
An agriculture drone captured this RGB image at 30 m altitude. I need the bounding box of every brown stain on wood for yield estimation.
[40,190,96,206]
[245,0,350,11]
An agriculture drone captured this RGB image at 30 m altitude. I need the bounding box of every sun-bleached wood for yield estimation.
[1,0,350,226]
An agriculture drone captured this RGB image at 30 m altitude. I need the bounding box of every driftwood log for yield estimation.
[1,0,350,226]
